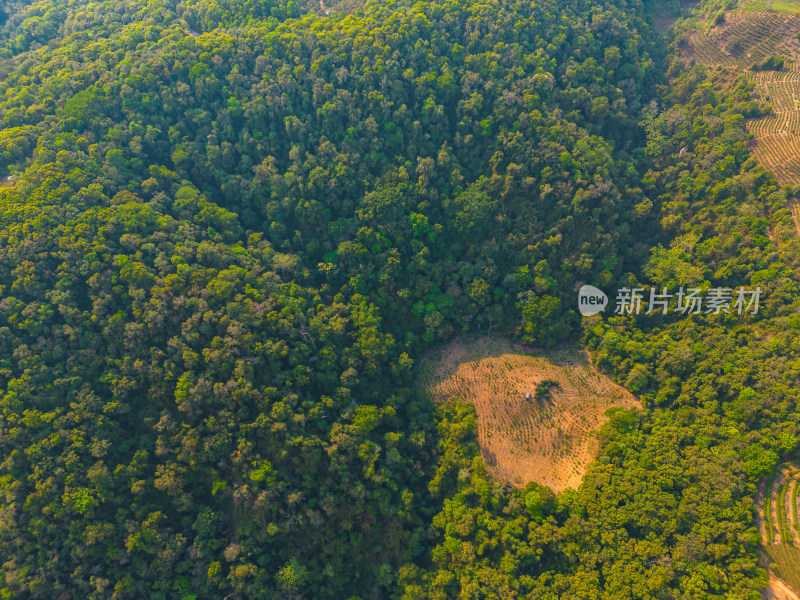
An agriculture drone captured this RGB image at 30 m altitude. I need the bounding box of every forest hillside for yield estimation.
[0,0,797,597]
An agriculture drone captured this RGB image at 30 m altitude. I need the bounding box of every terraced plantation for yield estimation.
[684,8,800,184]
[418,336,640,492]
[759,465,800,598]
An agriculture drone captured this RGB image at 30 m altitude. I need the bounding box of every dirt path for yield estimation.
[764,573,800,600]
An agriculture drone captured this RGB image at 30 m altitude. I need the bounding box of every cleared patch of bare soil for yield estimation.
[419,336,640,492]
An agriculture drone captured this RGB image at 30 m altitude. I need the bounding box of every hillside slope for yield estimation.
[682,7,800,183]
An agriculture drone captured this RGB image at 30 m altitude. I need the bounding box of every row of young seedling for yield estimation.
[764,467,800,545]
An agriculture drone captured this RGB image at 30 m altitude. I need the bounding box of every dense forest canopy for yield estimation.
[0,0,797,597]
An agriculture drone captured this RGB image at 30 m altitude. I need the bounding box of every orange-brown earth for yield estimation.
[419,336,640,492]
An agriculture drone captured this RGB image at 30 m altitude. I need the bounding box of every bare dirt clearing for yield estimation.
[419,336,640,492]
[763,574,800,600]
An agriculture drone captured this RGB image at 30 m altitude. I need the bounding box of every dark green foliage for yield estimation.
[534,379,559,401]
[751,54,785,71]
[0,0,664,595]
[0,0,792,596]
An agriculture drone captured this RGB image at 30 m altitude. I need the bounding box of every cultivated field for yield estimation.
[683,8,800,185]
[745,0,800,12]
[418,336,640,492]
[758,465,800,599]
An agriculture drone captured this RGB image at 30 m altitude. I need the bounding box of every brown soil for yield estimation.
[764,571,800,600]
[419,336,640,492]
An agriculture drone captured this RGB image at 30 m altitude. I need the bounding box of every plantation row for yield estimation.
[730,10,800,59]
[724,20,782,61]
[749,70,800,112]
[772,160,800,183]
[747,112,800,136]
[688,10,800,70]
[760,468,800,545]
[685,9,800,185]
[750,130,800,161]
[688,32,737,66]
[761,467,800,593]
[767,545,800,593]
[747,67,800,184]
[751,133,800,183]
[727,12,799,63]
